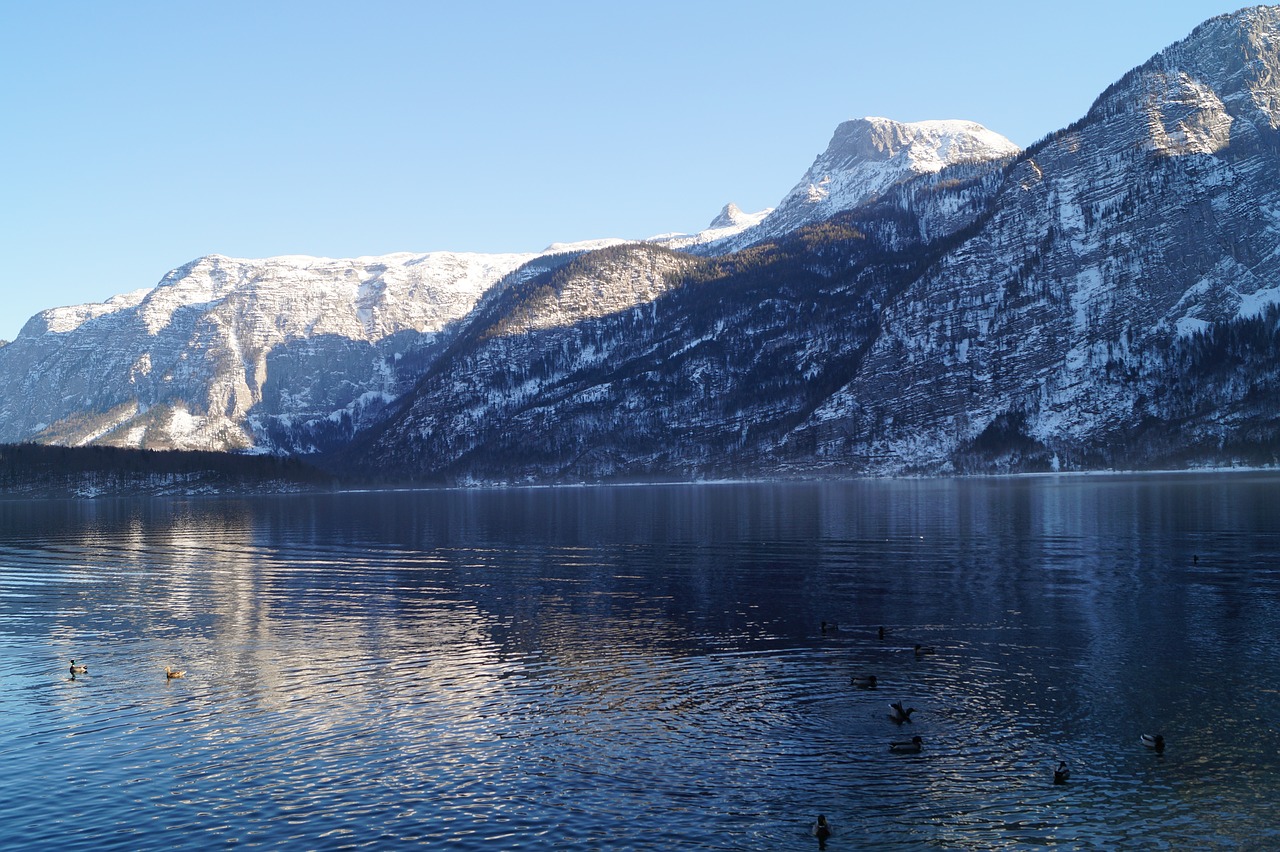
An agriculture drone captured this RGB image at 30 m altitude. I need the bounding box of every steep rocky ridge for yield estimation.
[648,203,773,251]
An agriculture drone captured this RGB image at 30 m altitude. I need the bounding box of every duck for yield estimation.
[851,675,878,689]
[1141,733,1165,752]
[821,621,838,634]
[889,735,923,754]
[914,644,935,657]
[810,814,833,840]
[69,660,88,675]
[878,626,887,640]
[889,701,915,724]
[165,666,185,679]
[1053,761,1070,784]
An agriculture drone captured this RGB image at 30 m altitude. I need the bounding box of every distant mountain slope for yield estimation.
[0,251,538,452]
[338,218,942,483]
[648,203,772,251]
[0,111,1010,460]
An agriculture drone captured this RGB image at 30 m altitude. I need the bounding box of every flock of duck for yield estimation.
[70,627,1173,847]
[67,660,184,679]
[809,624,1167,845]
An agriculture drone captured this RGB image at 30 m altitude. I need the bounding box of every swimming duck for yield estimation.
[810,814,833,840]
[821,621,838,634]
[165,666,185,679]
[889,735,923,753]
[889,701,915,724]
[1141,733,1165,752]
[914,644,935,657]
[851,675,878,689]
[1053,761,1070,784]
[69,660,88,675]
[878,626,887,640]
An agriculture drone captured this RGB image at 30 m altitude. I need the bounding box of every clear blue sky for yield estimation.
[0,1,1244,341]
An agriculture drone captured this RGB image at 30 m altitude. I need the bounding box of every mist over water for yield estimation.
[2,475,1278,849]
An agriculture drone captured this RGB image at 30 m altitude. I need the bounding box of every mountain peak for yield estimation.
[823,116,1021,174]
[707,202,750,229]
[646,202,771,252]
[792,115,1019,212]
[1079,4,1280,157]
[708,116,1019,252]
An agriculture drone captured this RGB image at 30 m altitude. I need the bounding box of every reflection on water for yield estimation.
[1,474,1279,849]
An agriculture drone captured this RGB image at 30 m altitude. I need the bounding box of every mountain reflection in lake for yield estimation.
[1,475,1278,849]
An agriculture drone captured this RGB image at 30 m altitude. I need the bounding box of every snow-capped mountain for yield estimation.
[705,117,1020,253]
[0,251,539,451]
[5,6,1280,483]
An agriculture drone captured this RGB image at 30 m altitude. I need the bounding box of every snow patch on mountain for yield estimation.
[29,289,152,336]
[544,237,631,254]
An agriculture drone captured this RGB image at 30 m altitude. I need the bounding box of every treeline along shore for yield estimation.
[0,443,334,499]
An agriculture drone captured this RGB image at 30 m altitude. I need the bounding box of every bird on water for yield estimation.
[889,735,923,754]
[810,814,834,849]
[165,666,185,679]
[1054,761,1070,784]
[69,660,87,675]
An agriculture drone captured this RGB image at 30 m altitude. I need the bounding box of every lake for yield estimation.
[1,475,1278,849]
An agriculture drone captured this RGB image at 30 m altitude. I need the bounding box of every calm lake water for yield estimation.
[2,475,1279,849]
